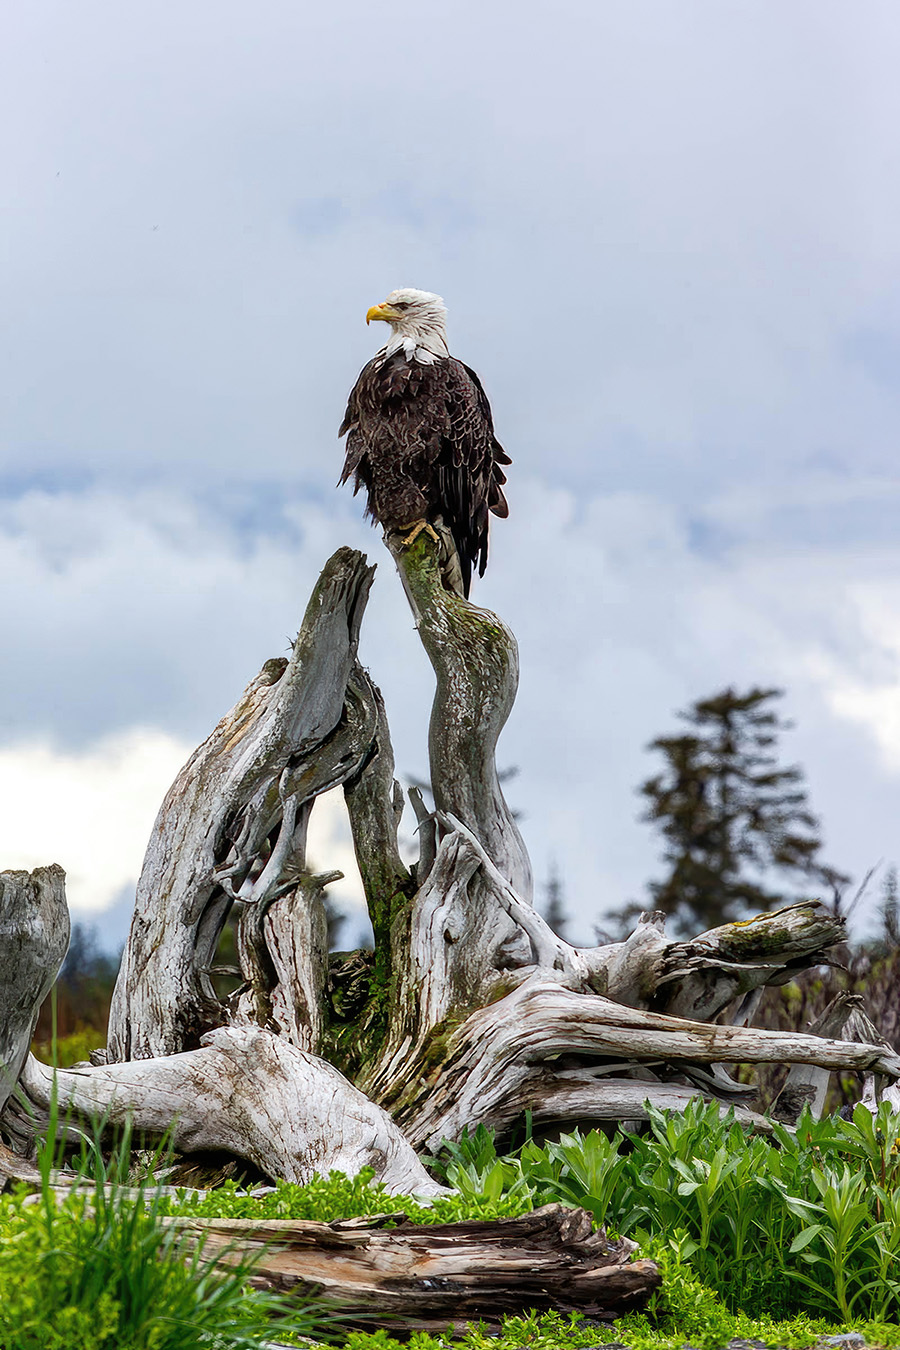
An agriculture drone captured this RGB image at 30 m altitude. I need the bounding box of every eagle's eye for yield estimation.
[392,301,410,310]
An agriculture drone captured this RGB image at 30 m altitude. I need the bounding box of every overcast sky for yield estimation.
[2,1,899,947]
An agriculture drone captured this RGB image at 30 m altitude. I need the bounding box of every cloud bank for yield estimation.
[1,1,898,944]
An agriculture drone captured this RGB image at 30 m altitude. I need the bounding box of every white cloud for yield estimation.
[0,724,367,929]
[306,788,367,915]
[0,0,898,943]
[0,1,898,505]
[0,729,189,914]
[804,581,900,774]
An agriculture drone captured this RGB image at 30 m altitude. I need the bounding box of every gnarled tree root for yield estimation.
[5,540,898,1190]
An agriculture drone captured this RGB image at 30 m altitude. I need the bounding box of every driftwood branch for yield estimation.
[19,1026,440,1194]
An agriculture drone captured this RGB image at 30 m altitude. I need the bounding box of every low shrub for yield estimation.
[160,1163,534,1225]
[30,1024,107,1068]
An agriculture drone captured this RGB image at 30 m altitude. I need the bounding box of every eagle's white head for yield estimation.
[366,288,449,364]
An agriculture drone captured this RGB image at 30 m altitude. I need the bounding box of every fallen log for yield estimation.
[170,1203,660,1334]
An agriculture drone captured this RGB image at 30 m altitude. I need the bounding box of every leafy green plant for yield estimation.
[518,1128,633,1225]
[423,1097,900,1323]
[429,1122,501,1177]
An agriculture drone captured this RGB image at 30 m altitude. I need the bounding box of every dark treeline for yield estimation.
[33,922,120,1046]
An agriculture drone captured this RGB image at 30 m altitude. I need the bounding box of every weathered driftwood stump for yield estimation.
[0,867,68,1118]
[5,538,900,1189]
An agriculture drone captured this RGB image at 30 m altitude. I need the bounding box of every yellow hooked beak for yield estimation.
[366,301,401,325]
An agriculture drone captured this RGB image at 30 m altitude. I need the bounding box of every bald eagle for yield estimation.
[339,289,510,598]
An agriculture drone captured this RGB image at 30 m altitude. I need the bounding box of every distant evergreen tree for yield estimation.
[634,686,848,937]
[877,864,900,951]
[542,860,568,939]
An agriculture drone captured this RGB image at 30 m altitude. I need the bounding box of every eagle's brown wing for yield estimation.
[339,352,510,597]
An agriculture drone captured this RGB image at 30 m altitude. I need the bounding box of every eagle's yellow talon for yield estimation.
[399,520,440,549]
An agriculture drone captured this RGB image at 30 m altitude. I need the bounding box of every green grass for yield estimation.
[0,1106,336,1350]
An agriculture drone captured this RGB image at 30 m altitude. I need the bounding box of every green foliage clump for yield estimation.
[160,1165,399,1222]
[343,1310,614,1350]
[161,1162,534,1226]
[0,1185,332,1350]
[31,1025,107,1068]
[429,1100,900,1325]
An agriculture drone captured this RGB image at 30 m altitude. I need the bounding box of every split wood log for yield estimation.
[0,866,68,1115]
[170,1204,660,1333]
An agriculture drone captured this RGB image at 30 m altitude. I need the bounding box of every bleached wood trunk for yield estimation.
[106,547,377,1063]
[5,535,899,1191]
